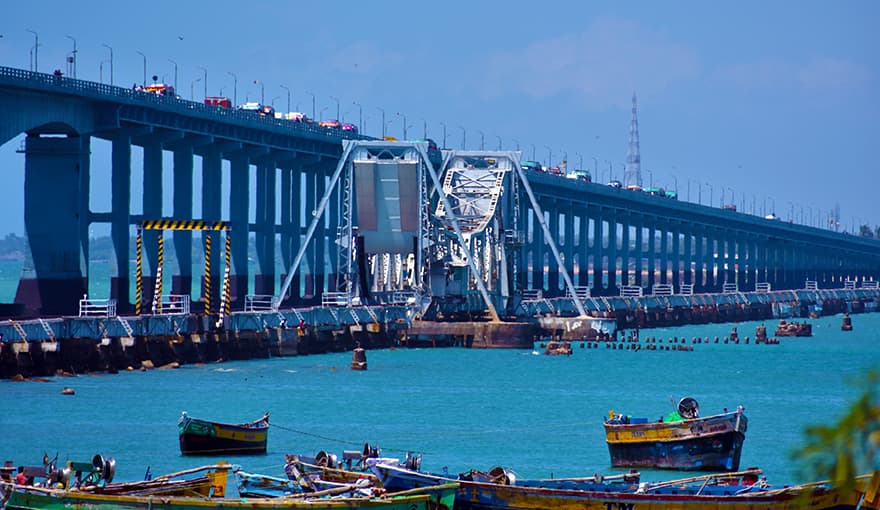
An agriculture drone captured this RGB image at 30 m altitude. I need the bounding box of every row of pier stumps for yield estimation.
[540,323,787,355]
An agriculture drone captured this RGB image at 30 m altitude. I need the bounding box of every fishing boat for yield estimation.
[178,412,269,455]
[2,481,459,510]
[604,398,747,471]
[369,460,874,510]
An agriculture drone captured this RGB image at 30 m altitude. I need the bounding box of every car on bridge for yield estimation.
[319,119,341,129]
[608,180,623,188]
[341,122,358,133]
[521,160,545,172]
[238,102,275,117]
[566,169,591,182]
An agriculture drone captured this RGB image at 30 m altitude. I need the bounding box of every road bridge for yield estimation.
[1,66,878,322]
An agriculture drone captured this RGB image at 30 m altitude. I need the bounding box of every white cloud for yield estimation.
[479,16,700,107]
[713,56,871,97]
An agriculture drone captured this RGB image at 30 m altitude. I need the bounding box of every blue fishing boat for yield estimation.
[604,398,747,471]
[368,460,870,510]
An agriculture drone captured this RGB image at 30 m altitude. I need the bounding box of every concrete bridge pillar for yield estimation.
[736,235,748,288]
[14,133,90,316]
[170,143,194,296]
[279,161,302,307]
[140,140,163,306]
[646,222,657,289]
[634,218,644,288]
[253,159,277,295]
[694,227,706,292]
[577,211,589,288]
[109,132,132,313]
[200,147,223,312]
[682,225,693,287]
[591,208,604,295]
[659,221,669,286]
[228,154,250,307]
[548,202,560,293]
[607,210,618,295]
[671,224,682,290]
[621,213,632,287]
[563,205,575,289]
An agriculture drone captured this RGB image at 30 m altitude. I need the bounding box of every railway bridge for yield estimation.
[1,65,878,323]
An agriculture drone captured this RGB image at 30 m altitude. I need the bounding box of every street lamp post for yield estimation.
[102,44,113,85]
[191,77,201,100]
[197,66,207,99]
[65,35,77,78]
[306,91,316,120]
[330,96,340,121]
[478,130,485,150]
[705,182,713,207]
[591,156,598,178]
[440,122,447,148]
[575,152,583,172]
[136,50,146,85]
[531,144,536,161]
[99,60,109,83]
[513,139,520,150]
[544,145,552,169]
[280,84,291,113]
[168,59,178,90]
[458,126,466,149]
[397,113,407,139]
[646,169,653,188]
[377,107,385,138]
[352,102,362,132]
[227,71,237,105]
[26,29,38,72]
[420,118,427,139]
[496,136,502,150]
[254,80,264,105]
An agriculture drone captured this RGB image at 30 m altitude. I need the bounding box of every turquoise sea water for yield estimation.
[2,312,879,486]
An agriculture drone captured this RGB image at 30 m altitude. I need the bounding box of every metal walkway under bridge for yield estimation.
[0,66,879,337]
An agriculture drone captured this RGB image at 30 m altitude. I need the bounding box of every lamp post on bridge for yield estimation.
[253,80,265,105]
[458,126,466,149]
[102,44,113,85]
[280,85,291,113]
[439,121,447,149]
[544,145,552,169]
[191,77,201,101]
[396,113,407,139]
[65,35,77,78]
[26,29,38,72]
[705,182,713,207]
[646,169,653,188]
[513,139,520,150]
[606,160,613,182]
[227,71,237,105]
[136,50,146,86]
[353,102,363,133]
[377,107,385,138]
[330,96,340,121]
[99,60,110,84]
[167,59,178,91]
[197,66,207,99]
[420,118,428,139]
[531,144,536,161]
[306,91,316,120]
[478,130,485,150]
[576,152,584,172]
[591,156,598,179]
[496,136,502,150]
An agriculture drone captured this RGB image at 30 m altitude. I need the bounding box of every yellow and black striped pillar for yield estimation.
[203,234,212,315]
[154,234,164,314]
[223,232,232,316]
[135,228,143,315]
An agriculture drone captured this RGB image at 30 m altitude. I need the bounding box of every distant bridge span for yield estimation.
[0,66,877,318]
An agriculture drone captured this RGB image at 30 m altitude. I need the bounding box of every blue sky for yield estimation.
[1,1,877,235]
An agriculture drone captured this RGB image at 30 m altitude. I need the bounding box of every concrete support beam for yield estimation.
[171,144,194,296]
[14,134,90,316]
[110,132,132,312]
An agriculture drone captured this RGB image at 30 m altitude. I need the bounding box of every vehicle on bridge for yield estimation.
[566,169,591,182]
[319,119,341,129]
[143,82,176,97]
[627,184,643,191]
[722,204,737,211]
[608,179,623,188]
[665,190,678,199]
[238,102,275,117]
[521,160,545,172]
[341,122,358,133]
[644,186,666,196]
[204,96,231,108]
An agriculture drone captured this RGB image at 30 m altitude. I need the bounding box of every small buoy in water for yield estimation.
[61,387,75,395]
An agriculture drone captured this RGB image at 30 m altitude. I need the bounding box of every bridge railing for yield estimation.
[805,280,819,291]
[651,284,673,296]
[245,295,280,312]
[522,289,543,302]
[862,281,879,289]
[756,282,772,293]
[0,66,362,143]
[843,280,855,290]
[322,292,352,307]
[722,283,739,294]
[620,285,643,297]
[78,298,117,317]
[678,284,694,295]
[152,294,190,315]
[566,286,591,299]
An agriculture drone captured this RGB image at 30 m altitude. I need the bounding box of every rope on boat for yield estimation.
[269,423,432,454]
